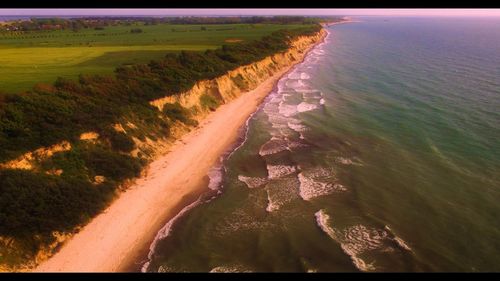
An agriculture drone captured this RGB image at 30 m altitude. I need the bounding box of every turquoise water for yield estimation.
[143,17,500,272]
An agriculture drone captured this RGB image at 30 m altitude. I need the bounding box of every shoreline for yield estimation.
[34,28,327,273]
[139,28,329,272]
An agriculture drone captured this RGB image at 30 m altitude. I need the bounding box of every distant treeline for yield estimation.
[0,24,321,266]
[0,16,340,32]
[159,16,341,25]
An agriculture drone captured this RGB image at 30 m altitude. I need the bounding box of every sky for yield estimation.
[0,9,499,17]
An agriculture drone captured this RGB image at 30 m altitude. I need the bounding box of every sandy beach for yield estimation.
[34,30,325,272]
[35,64,299,273]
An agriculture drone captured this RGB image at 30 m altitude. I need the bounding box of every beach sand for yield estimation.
[34,30,325,272]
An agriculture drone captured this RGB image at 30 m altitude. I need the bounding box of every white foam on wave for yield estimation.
[278,101,298,117]
[315,209,337,239]
[210,265,252,273]
[287,121,307,132]
[297,102,319,113]
[156,265,177,273]
[394,237,412,251]
[265,177,299,212]
[313,49,325,56]
[287,71,311,80]
[215,208,271,236]
[287,140,309,150]
[384,225,412,251]
[336,157,363,166]
[267,164,297,179]
[287,121,307,139]
[207,159,224,191]
[314,210,390,272]
[238,175,268,189]
[297,89,320,94]
[302,91,323,100]
[266,113,290,130]
[298,173,346,201]
[266,189,279,212]
[285,79,305,89]
[315,210,370,272]
[259,137,290,156]
[141,198,202,272]
[337,157,353,165]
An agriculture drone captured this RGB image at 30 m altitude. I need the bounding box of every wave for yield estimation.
[302,91,323,100]
[315,212,376,272]
[287,121,307,133]
[315,209,337,239]
[266,189,279,212]
[215,208,271,236]
[313,49,326,55]
[238,175,268,189]
[384,225,412,251]
[141,198,204,272]
[298,170,346,201]
[285,79,306,89]
[278,101,298,117]
[265,177,300,212]
[297,102,319,113]
[258,137,290,156]
[287,71,311,80]
[315,210,414,272]
[210,265,252,273]
[267,164,297,179]
[207,158,225,191]
[157,265,177,272]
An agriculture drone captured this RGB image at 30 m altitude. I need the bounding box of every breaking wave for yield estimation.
[315,210,414,272]
[297,102,319,113]
[238,175,268,189]
[265,177,300,212]
[267,164,297,179]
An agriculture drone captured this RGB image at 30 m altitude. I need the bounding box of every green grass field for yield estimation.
[0,23,308,93]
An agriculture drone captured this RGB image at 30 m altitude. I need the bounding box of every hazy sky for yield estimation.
[0,9,499,17]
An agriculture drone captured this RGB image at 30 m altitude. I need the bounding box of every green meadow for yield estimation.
[0,23,307,92]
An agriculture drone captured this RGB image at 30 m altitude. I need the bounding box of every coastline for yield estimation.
[34,28,327,273]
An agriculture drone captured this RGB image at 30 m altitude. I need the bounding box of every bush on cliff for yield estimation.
[200,94,220,111]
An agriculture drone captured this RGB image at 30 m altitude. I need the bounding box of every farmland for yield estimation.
[0,23,308,92]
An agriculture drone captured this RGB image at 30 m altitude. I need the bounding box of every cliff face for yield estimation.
[150,29,326,114]
[132,29,326,161]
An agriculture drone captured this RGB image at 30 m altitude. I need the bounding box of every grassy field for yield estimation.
[0,23,308,93]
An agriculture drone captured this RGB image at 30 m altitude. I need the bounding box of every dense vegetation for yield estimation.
[0,19,322,267]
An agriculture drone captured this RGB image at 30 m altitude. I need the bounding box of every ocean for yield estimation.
[142,17,500,272]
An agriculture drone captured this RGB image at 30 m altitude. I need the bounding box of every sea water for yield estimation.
[142,17,500,272]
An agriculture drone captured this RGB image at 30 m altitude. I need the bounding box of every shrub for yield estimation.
[81,145,143,182]
[106,130,135,152]
[200,94,220,111]
[162,102,188,123]
[0,169,108,237]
